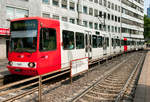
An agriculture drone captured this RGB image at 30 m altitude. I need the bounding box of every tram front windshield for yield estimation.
[10,20,38,53]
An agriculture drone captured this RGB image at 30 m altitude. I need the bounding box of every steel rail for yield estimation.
[0,81,39,96]
[115,53,145,102]
[69,54,134,102]
[3,87,38,102]
[42,70,70,82]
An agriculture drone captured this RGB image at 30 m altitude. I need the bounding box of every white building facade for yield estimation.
[0,0,144,59]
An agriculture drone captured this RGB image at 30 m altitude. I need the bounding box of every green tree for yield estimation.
[144,15,150,42]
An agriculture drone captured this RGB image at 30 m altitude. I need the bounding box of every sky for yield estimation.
[144,0,150,14]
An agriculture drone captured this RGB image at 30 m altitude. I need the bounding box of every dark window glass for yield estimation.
[108,14,110,20]
[112,38,114,46]
[40,28,56,51]
[124,40,127,46]
[76,32,84,49]
[121,40,124,46]
[92,35,97,48]
[42,0,49,4]
[99,11,102,17]
[117,39,120,46]
[115,16,117,22]
[97,36,102,47]
[112,15,114,20]
[62,0,67,8]
[62,30,74,50]
[104,12,106,19]
[106,37,109,46]
[53,0,59,6]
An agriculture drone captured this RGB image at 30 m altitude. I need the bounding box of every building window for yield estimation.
[83,21,88,27]
[69,2,75,10]
[69,18,75,24]
[76,32,84,49]
[111,3,114,10]
[89,22,93,29]
[89,8,93,16]
[118,17,120,22]
[61,0,67,8]
[42,0,49,4]
[62,17,68,22]
[118,27,121,33]
[112,26,114,32]
[94,9,98,17]
[52,0,59,6]
[99,24,102,30]
[108,2,111,8]
[94,23,98,30]
[53,15,59,20]
[118,6,120,12]
[104,12,107,19]
[42,13,50,18]
[103,0,107,7]
[108,25,110,32]
[112,15,114,20]
[115,27,117,32]
[40,28,56,51]
[83,6,88,14]
[115,16,117,22]
[104,25,107,31]
[62,30,74,50]
[99,11,102,17]
[6,6,28,19]
[94,0,98,3]
[115,4,117,11]
[108,13,110,20]
[99,0,102,5]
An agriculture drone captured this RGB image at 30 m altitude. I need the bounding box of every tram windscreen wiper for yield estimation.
[15,48,35,53]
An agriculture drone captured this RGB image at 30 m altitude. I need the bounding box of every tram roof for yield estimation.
[11,16,59,23]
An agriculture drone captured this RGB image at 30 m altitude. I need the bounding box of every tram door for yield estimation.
[103,36,107,55]
[85,31,92,59]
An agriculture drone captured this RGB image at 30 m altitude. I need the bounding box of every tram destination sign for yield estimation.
[71,57,89,77]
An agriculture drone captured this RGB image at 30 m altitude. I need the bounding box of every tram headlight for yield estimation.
[28,62,35,68]
[8,61,13,66]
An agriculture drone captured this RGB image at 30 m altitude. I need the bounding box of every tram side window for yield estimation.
[62,30,74,50]
[117,39,120,46]
[92,35,97,48]
[121,40,124,46]
[112,38,114,46]
[40,28,56,51]
[76,32,84,49]
[106,38,109,47]
[124,40,127,46]
[97,36,102,47]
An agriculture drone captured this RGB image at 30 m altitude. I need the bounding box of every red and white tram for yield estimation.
[7,17,145,76]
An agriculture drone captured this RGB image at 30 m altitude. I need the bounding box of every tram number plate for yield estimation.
[14,69,22,72]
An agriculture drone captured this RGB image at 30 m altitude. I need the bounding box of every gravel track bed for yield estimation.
[75,52,144,102]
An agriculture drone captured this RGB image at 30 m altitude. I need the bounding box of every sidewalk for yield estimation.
[0,59,9,76]
[134,51,150,102]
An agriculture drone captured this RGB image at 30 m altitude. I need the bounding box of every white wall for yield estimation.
[0,38,6,59]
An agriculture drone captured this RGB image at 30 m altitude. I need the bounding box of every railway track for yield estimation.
[69,52,145,102]
[0,51,146,102]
